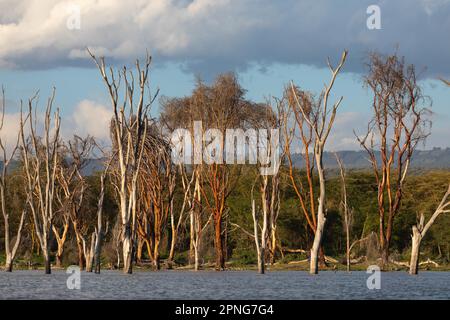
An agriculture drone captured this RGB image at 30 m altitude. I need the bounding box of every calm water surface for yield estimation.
[0,270,449,299]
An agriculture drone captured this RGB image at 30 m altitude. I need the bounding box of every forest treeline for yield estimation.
[0,50,449,275]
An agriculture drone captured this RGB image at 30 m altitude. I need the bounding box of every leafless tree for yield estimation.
[410,184,450,274]
[252,104,283,273]
[89,49,156,274]
[56,136,94,270]
[356,52,431,269]
[287,50,347,274]
[20,89,61,274]
[335,153,353,272]
[137,127,175,270]
[168,163,195,265]
[0,88,27,272]
[92,155,113,273]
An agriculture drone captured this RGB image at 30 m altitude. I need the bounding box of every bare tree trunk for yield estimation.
[251,199,263,274]
[53,219,69,268]
[122,232,133,274]
[43,247,51,275]
[310,147,326,275]
[346,222,350,272]
[335,153,352,272]
[409,185,450,275]
[189,210,195,265]
[194,243,200,271]
[409,226,421,275]
[153,238,161,270]
[288,51,347,275]
[214,218,225,271]
[5,258,13,272]
[20,90,61,275]
[381,243,390,270]
[168,215,177,263]
[89,49,152,275]
[83,233,96,273]
[1,88,27,273]
[73,226,86,270]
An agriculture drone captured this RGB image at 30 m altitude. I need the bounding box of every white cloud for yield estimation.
[0,113,23,155]
[64,99,112,141]
[0,0,449,76]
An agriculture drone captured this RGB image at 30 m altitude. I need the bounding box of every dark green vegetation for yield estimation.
[1,165,449,270]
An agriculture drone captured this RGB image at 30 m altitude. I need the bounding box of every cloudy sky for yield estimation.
[1,0,449,150]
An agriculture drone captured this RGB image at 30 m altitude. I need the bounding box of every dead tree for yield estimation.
[0,87,27,272]
[410,184,450,275]
[356,53,431,269]
[288,51,347,274]
[335,153,353,272]
[92,156,112,273]
[137,128,175,270]
[80,157,113,274]
[56,136,94,270]
[20,89,61,274]
[51,206,70,268]
[252,105,283,274]
[168,163,195,265]
[89,49,155,274]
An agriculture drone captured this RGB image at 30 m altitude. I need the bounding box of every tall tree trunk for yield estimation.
[214,216,225,271]
[380,242,390,270]
[5,255,13,272]
[122,233,133,274]
[409,226,421,275]
[310,147,326,274]
[194,246,200,271]
[43,247,51,274]
[168,231,176,264]
[346,222,351,272]
[153,238,160,270]
[189,210,195,265]
[75,231,85,270]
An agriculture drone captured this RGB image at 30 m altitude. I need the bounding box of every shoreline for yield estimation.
[2,261,449,272]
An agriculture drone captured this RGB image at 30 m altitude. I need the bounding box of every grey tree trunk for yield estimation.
[409,226,421,275]
[310,147,326,275]
[409,185,450,275]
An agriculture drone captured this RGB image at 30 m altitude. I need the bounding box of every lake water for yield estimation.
[0,270,449,299]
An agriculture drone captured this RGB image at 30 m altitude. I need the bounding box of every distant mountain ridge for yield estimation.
[2,148,449,175]
[291,147,450,169]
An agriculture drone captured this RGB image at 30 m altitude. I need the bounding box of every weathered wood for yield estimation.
[289,51,347,274]
[409,184,450,275]
[20,89,61,274]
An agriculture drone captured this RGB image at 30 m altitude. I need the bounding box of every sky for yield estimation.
[0,0,450,151]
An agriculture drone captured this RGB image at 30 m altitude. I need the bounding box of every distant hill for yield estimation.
[291,147,450,170]
[2,148,449,176]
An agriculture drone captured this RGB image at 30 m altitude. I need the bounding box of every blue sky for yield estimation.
[1,0,450,150]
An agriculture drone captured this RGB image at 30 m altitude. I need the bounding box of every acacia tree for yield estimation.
[251,105,283,274]
[89,50,155,274]
[160,96,209,270]
[161,74,256,270]
[286,51,347,274]
[137,127,175,270]
[167,163,195,265]
[409,185,450,274]
[20,89,61,274]
[356,53,431,269]
[0,88,27,272]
